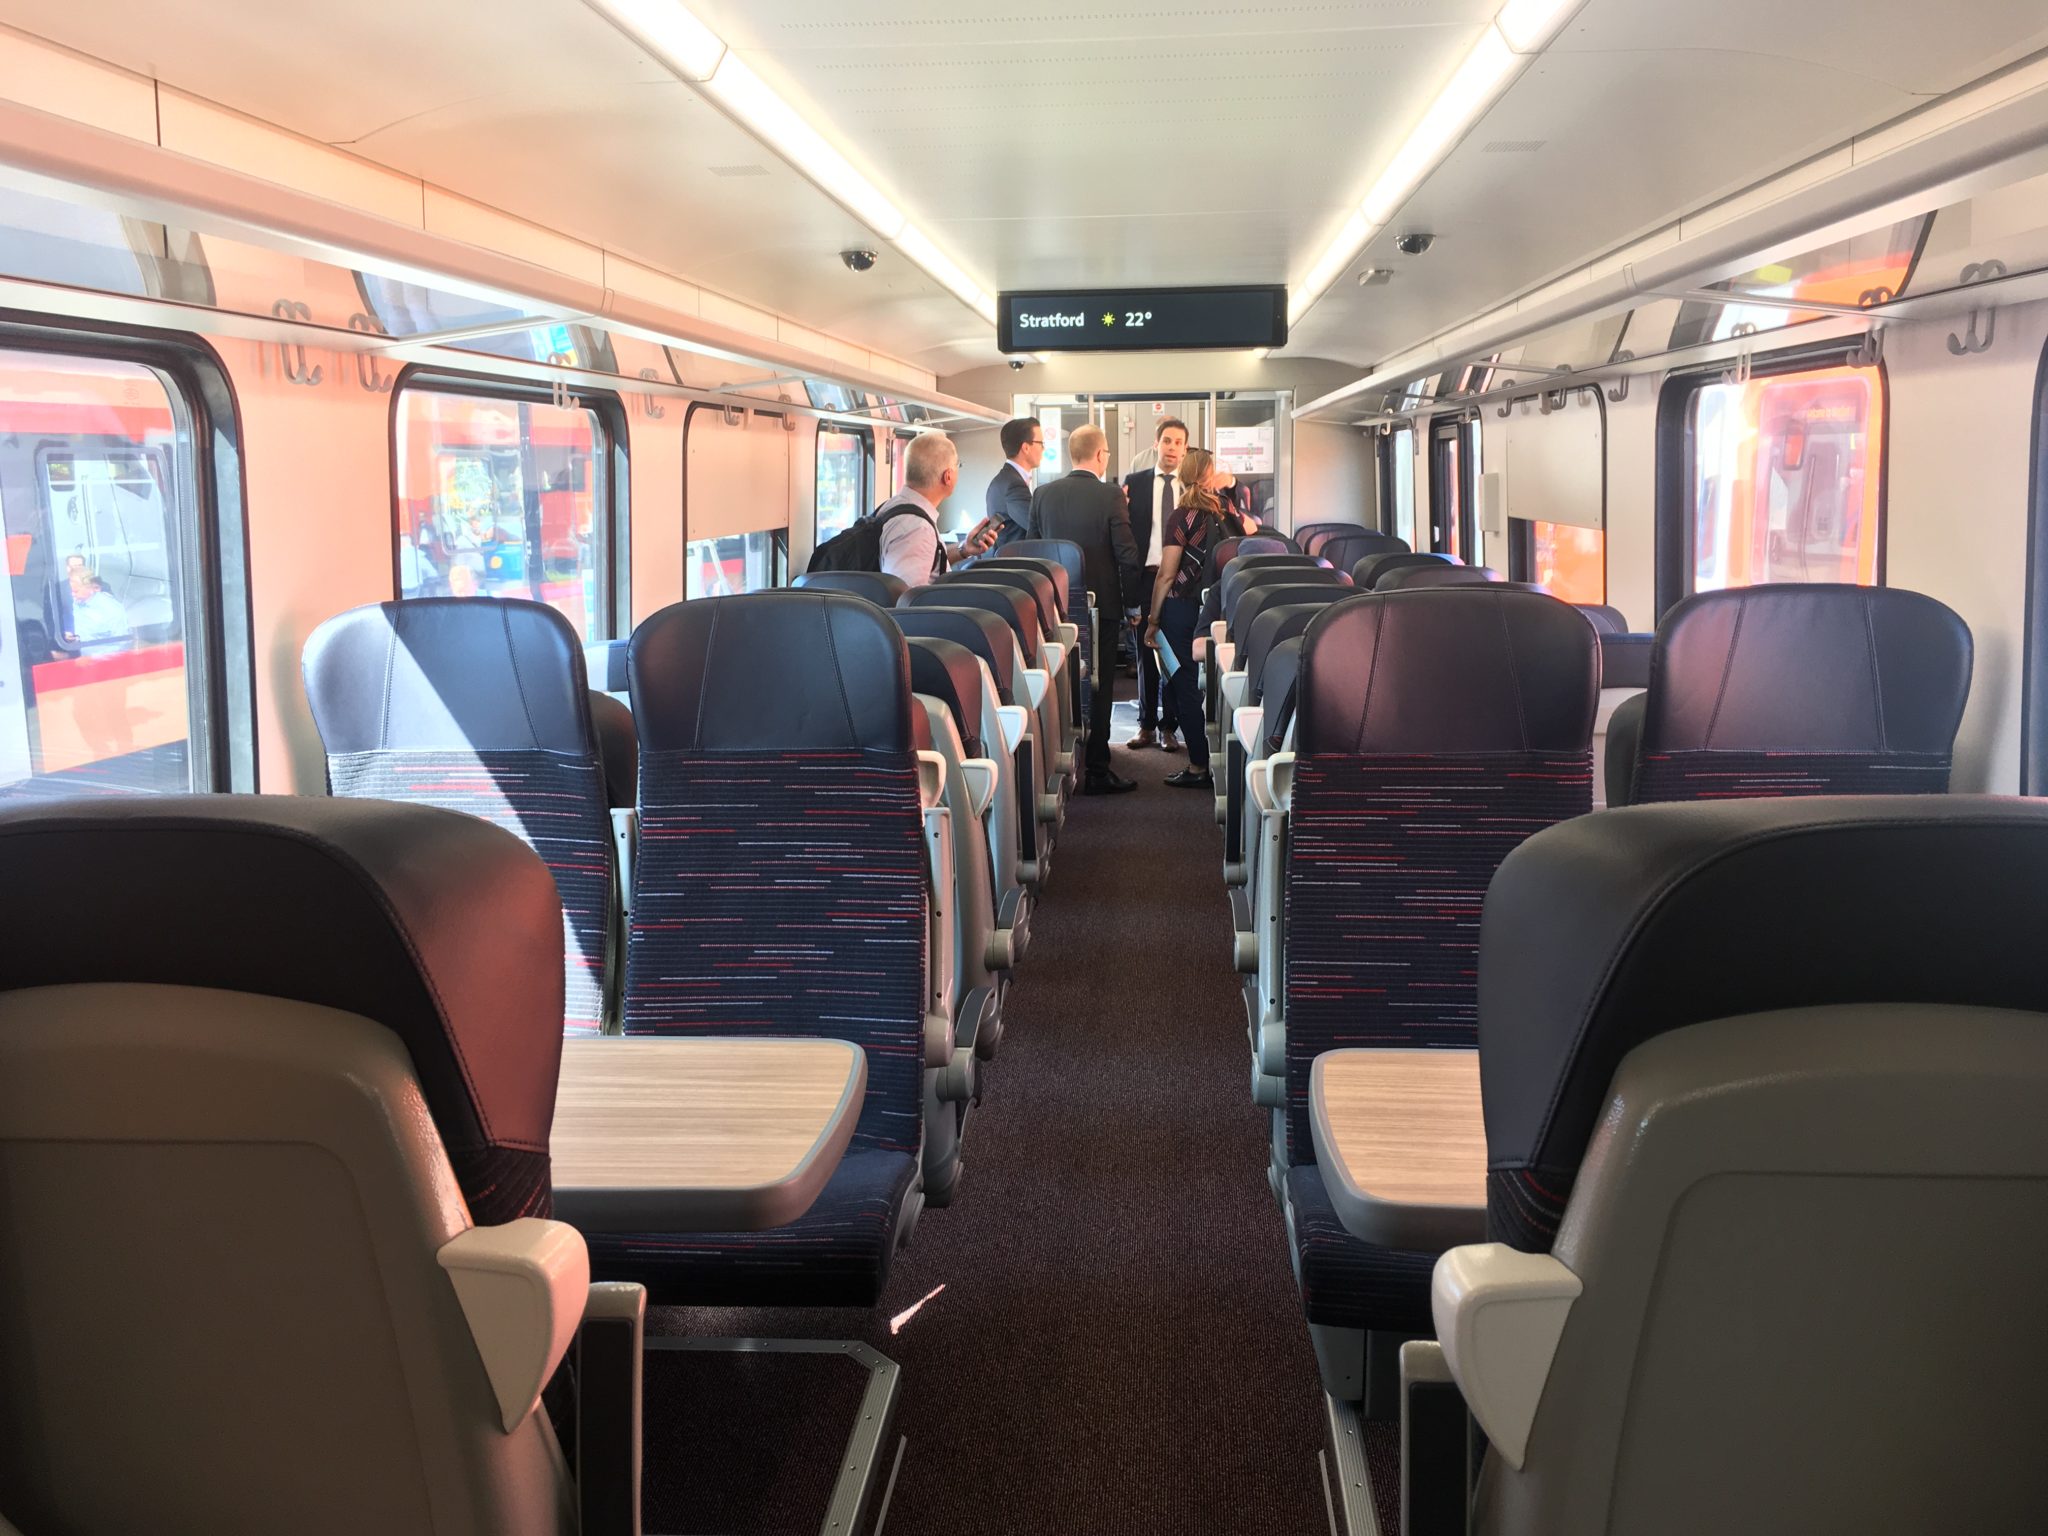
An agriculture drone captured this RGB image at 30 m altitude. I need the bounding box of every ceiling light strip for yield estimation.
[1287,0,1587,328]
[584,0,995,326]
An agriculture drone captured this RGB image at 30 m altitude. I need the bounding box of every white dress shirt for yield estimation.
[1146,469,1176,568]
[874,486,944,589]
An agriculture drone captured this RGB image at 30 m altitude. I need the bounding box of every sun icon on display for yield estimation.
[1101,312,1116,327]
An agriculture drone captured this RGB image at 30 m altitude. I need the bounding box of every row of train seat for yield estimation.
[1187,544,1993,1529]
[0,541,1112,1532]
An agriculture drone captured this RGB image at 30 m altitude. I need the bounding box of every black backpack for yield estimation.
[806,502,940,575]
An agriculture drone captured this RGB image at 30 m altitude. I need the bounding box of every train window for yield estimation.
[1429,418,1479,560]
[1381,426,1416,545]
[1660,355,1885,606]
[0,345,238,799]
[393,382,620,641]
[687,530,785,598]
[1529,522,1607,603]
[816,427,871,543]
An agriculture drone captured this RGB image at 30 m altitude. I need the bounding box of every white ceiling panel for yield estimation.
[0,1,2044,377]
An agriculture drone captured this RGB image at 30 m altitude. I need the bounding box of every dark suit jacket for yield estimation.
[985,463,1033,550]
[1122,467,1167,567]
[1028,469,1142,612]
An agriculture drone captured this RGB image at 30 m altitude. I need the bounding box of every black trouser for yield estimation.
[1137,567,1180,734]
[1158,595,1208,770]
[1085,623,1119,773]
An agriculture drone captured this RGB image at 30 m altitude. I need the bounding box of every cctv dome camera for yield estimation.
[1393,232,1436,256]
[1008,359,1026,371]
[839,249,879,272]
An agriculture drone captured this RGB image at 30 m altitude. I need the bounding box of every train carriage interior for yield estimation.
[7,1,2048,1532]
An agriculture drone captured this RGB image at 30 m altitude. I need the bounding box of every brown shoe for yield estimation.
[1129,729,1158,749]
[1161,730,1183,754]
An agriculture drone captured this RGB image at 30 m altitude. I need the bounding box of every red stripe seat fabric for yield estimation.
[589,744,928,1305]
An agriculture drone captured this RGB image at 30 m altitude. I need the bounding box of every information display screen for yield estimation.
[998,286,1287,354]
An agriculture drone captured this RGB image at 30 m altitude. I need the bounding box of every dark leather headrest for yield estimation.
[793,570,909,609]
[1377,563,1505,591]
[1574,603,1629,635]
[302,599,595,757]
[891,606,1016,700]
[973,556,1071,619]
[584,638,631,693]
[1212,537,1247,573]
[1599,632,1653,691]
[1480,795,2048,1248]
[1361,551,1457,589]
[1223,564,1351,627]
[955,566,1059,636]
[1006,540,1087,605]
[1259,636,1306,754]
[1322,531,1409,573]
[1242,603,1330,700]
[1645,585,1971,755]
[630,592,912,753]
[908,583,1041,661]
[907,636,985,756]
[1231,582,1355,644]
[1236,536,1293,558]
[0,795,564,1225]
[586,690,638,809]
[1298,589,1599,755]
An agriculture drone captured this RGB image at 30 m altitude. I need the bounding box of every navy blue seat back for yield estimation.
[624,591,925,1158]
[302,598,614,1036]
[1295,523,1367,558]
[1005,540,1086,608]
[1360,550,1457,588]
[1258,636,1306,754]
[1321,530,1409,575]
[1242,602,1333,702]
[1600,631,1653,691]
[1575,602,1629,634]
[953,566,1059,639]
[1480,797,2048,1250]
[892,606,1016,702]
[973,556,1071,620]
[1222,564,1351,632]
[793,570,909,608]
[1230,582,1355,648]
[1284,588,1599,1165]
[907,635,986,756]
[909,582,1043,664]
[1313,527,1405,565]
[1631,584,1971,804]
[1377,562,1506,590]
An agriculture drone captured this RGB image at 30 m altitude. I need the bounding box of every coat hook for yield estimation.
[1606,350,1634,404]
[637,368,667,419]
[1947,259,2007,356]
[272,299,324,387]
[348,313,393,393]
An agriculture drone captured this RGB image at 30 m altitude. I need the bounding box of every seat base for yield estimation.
[1286,1163,1439,1336]
[587,1149,919,1308]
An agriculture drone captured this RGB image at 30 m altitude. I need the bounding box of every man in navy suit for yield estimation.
[985,417,1043,550]
[1121,417,1189,750]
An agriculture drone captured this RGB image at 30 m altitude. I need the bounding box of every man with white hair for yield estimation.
[874,430,994,588]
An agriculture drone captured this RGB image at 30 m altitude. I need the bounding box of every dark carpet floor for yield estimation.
[642,687,1337,1534]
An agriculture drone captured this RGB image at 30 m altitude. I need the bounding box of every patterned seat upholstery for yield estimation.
[1607,584,1972,807]
[303,598,616,1036]
[1281,588,1598,1331]
[591,590,927,1306]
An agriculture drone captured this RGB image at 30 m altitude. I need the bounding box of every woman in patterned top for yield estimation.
[1142,447,1244,788]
